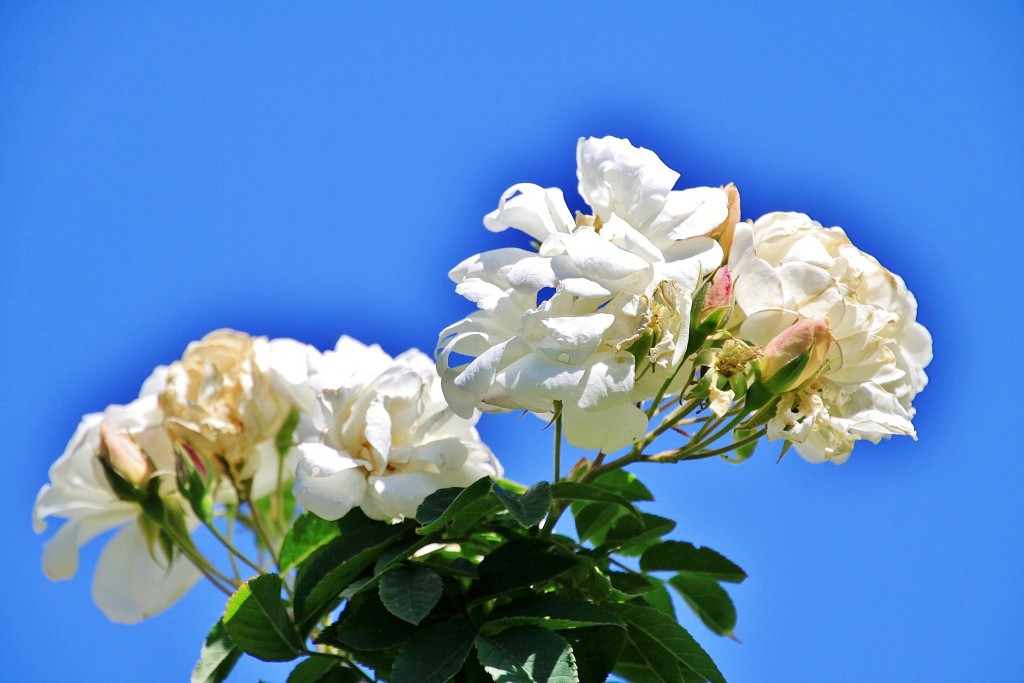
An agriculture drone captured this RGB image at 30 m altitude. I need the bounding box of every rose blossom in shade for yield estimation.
[32,368,203,624]
[286,337,502,522]
[728,212,933,463]
[437,136,735,452]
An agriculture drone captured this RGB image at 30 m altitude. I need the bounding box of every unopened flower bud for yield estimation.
[760,318,833,395]
[693,267,733,334]
[98,425,153,488]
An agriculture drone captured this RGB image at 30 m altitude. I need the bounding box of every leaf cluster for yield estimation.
[193,473,745,683]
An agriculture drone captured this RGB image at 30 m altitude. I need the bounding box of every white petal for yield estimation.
[734,256,785,316]
[483,183,574,242]
[576,136,678,228]
[41,509,136,580]
[574,354,635,410]
[561,402,649,453]
[91,523,202,624]
[654,187,730,241]
[293,444,368,521]
[364,471,445,521]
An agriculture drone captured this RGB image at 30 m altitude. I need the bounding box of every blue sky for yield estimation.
[2,2,1021,681]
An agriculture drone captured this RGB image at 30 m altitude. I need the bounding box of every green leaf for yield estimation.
[640,580,677,619]
[480,595,624,635]
[615,630,686,683]
[640,542,747,583]
[668,575,737,637]
[191,618,241,683]
[608,513,677,556]
[563,626,626,683]
[287,657,362,683]
[379,565,444,625]
[573,503,625,546]
[416,477,494,535]
[492,481,552,528]
[280,511,342,572]
[391,617,476,683]
[609,603,726,683]
[550,482,641,520]
[294,518,415,634]
[607,571,658,598]
[475,626,578,683]
[223,574,302,662]
[319,590,417,651]
[471,539,578,603]
[587,470,653,502]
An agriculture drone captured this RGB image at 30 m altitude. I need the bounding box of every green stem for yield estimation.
[649,427,767,463]
[553,405,563,484]
[161,523,236,594]
[204,517,261,575]
[676,409,748,457]
[646,359,696,419]
[542,407,565,538]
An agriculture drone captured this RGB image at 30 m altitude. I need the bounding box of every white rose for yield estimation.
[159,329,301,493]
[438,136,732,452]
[32,369,202,623]
[729,212,933,463]
[289,340,502,522]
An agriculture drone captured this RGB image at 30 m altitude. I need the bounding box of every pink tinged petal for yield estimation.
[576,136,679,228]
[739,310,801,346]
[91,523,203,624]
[561,402,649,453]
[293,444,368,521]
[483,183,574,242]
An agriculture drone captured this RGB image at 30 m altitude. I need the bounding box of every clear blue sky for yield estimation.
[3,2,1021,681]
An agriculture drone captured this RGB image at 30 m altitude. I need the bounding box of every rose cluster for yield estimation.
[33,136,932,629]
[437,136,932,463]
[33,330,498,622]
